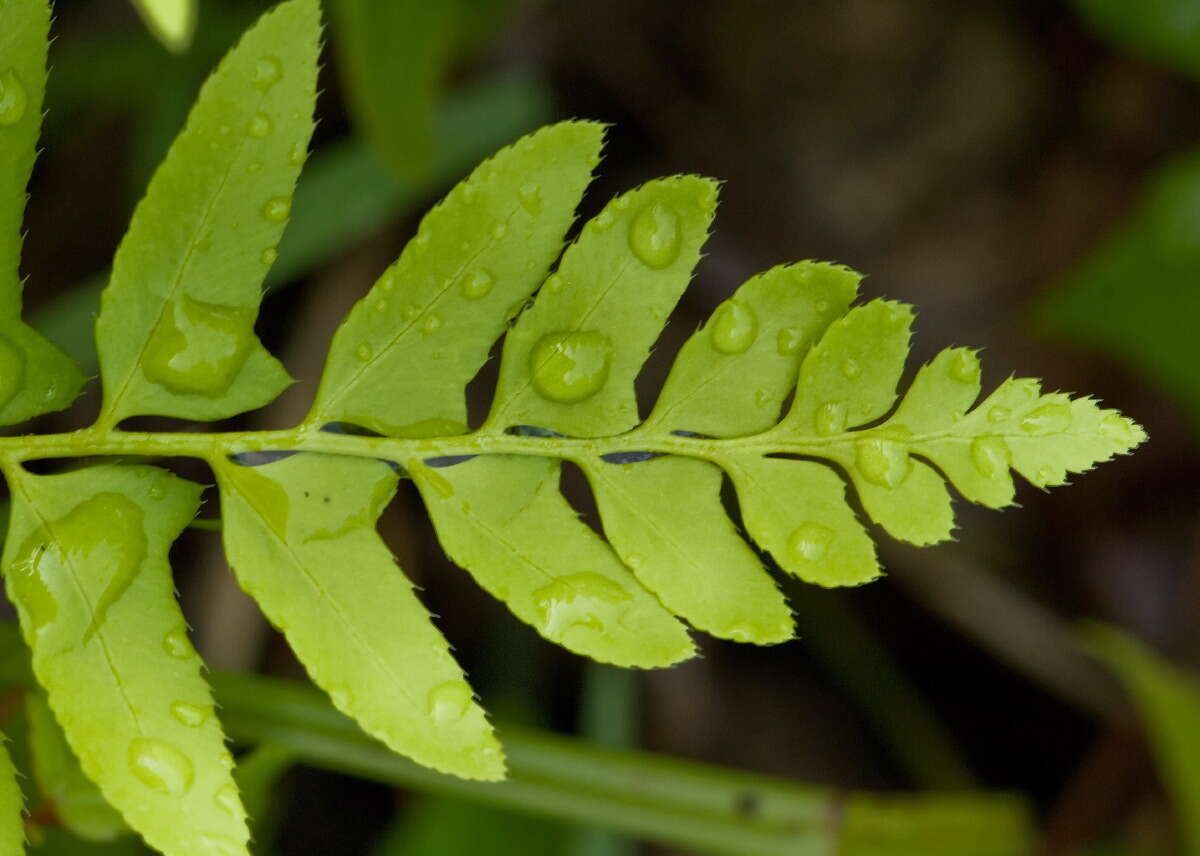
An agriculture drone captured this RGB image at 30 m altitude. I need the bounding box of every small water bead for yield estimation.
[262,196,291,222]
[379,273,397,293]
[422,314,442,335]
[530,331,612,404]
[253,55,284,90]
[217,124,232,136]
[841,358,862,380]
[403,303,421,321]
[170,701,208,727]
[776,327,805,356]
[788,522,835,562]
[354,343,373,362]
[373,297,389,314]
[709,300,758,354]
[970,436,1010,480]
[590,209,616,232]
[754,389,771,408]
[0,334,26,409]
[544,273,565,295]
[816,299,831,313]
[460,269,494,300]
[854,433,912,489]
[148,484,166,500]
[948,350,980,384]
[491,222,508,240]
[260,247,278,266]
[518,183,543,216]
[1020,402,1071,434]
[629,201,681,269]
[814,400,848,436]
[247,112,273,138]
[288,142,307,166]
[412,230,431,252]
[0,69,29,126]
[1036,465,1057,485]
[533,573,631,637]
[246,160,262,174]
[129,738,194,797]
[427,680,473,725]
[163,627,192,659]
[214,784,241,817]
[987,406,1011,424]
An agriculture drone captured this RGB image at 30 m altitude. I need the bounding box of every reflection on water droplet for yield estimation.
[262,197,291,222]
[0,69,29,126]
[427,680,472,725]
[129,738,193,796]
[814,400,848,436]
[970,436,1009,480]
[948,350,980,384]
[422,314,442,335]
[1020,403,1071,434]
[0,334,26,410]
[628,201,681,269]
[788,522,834,561]
[143,296,257,396]
[214,784,241,817]
[544,273,565,294]
[170,701,208,727]
[841,358,862,379]
[253,56,283,90]
[247,112,272,138]
[710,300,757,354]
[460,269,494,300]
[534,573,631,638]
[624,554,644,569]
[354,343,372,362]
[148,485,165,500]
[987,406,1010,424]
[776,327,804,356]
[403,303,421,321]
[518,183,543,216]
[531,331,612,403]
[260,247,278,266]
[163,627,192,658]
[288,142,307,166]
[854,433,911,489]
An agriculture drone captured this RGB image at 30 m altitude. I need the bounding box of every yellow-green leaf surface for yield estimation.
[1082,624,1200,853]
[26,690,128,841]
[130,0,198,53]
[1,465,247,856]
[0,0,85,426]
[96,0,321,426]
[330,0,459,179]
[0,736,22,855]
[412,456,694,668]
[309,121,604,437]
[216,454,503,780]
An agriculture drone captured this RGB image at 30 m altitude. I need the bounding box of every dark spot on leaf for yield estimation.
[734,791,760,817]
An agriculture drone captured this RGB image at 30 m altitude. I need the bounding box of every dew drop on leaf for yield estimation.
[261,197,291,222]
[460,269,494,300]
[129,738,194,796]
[628,201,681,269]
[214,784,241,817]
[841,358,863,379]
[491,222,508,239]
[426,680,472,725]
[544,273,565,294]
[988,406,1011,424]
[788,522,835,561]
[402,303,421,321]
[814,400,848,436]
[970,436,1010,480]
[530,331,612,403]
[518,183,543,216]
[247,112,273,138]
[260,247,278,266]
[949,350,980,384]
[288,142,307,166]
[754,389,771,408]
[252,56,283,90]
[422,314,443,335]
[163,627,192,659]
[533,573,631,638]
[776,327,805,356]
[0,69,28,126]
[1020,403,1071,434]
[0,334,26,409]
[590,208,615,232]
[354,343,372,362]
[170,701,208,727]
[143,297,257,396]
[854,434,912,489]
[709,299,758,355]
[246,160,263,174]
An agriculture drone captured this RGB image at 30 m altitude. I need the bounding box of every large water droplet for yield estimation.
[170,701,208,727]
[854,433,911,489]
[163,627,192,659]
[1020,403,1071,434]
[814,400,848,436]
[0,334,26,410]
[788,522,834,561]
[710,300,758,354]
[948,350,980,384]
[518,183,543,216]
[262,197,291,223]
[460,269,494,300]
[530,331,612,403]
[143,296,257,397]
[0,69,29,126]
[253,56,283,90]
[129,738,193,796]
[247,112,273,138]
[427,680,473,725]
[776,327,805,356]
[533,573,631,638]
[628,202,681,269]
[970,436,1010,480]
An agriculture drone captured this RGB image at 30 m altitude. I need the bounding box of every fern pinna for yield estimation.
[0,0,1145,853]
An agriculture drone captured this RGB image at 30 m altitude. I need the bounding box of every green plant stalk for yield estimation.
[211,673,1029,856]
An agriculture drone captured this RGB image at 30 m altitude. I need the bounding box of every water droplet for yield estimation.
[247,112,272,138]
[814,400,848,436]
[0,334,26,410]
[214,784,241,817]
[754,388,771,408]
[530,331,612,403]
[816,299,831,313]
[533,573,631,638]
[252,56,283,90]
[379,273,397,293]
[0,69,29,126]
[1020,402,1071,434]
[614,195,631,211]
[427,680,473,725]
[624,554,644,569]
[628,201,681,269]
[328,686,354,709]
[260,247,278,266]
[413,230,431,252]
[948,350,980,384]
[1100,413,1135,444]
[841,358,862,379]
[143,296,257,396]
[854,433,911,489]
[491,222,508,239]
[777,327,805,356]
[422,314,442,335]
[246,160,262,174]
[788,522,835,561]
[288,142,307,166]
[129,738,193,796]
[987,406,1011,424]
[354,343,372,362]
[262,197,291,222]
[462,184,478,204]
[518,183,543,216]
[170,701,208,727]
[590,209,616,232]
[710,300,758,354]
[163,627,191,658]
[544,273,565,294]
[970,437,1010,480]
[192,232,212,252]
[460,269,494,300]
[1036,465,1057,484]
[403,303,421,321]
[373,298,389,314]
[148,484,165,500]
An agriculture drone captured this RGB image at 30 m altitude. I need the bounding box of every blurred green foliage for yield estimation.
[1072,0,1200,80]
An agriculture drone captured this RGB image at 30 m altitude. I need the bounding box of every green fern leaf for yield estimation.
[1,465,248,856]
[95,0,320,427]
[216,453,504,780]
[0,734,22,855]
[0,0,85,426]
[130,0,199,53]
